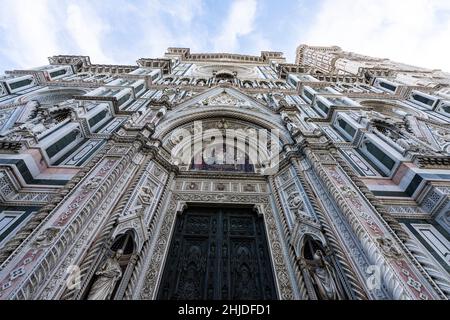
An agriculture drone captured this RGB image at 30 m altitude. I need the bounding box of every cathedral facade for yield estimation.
[0,45,449,300]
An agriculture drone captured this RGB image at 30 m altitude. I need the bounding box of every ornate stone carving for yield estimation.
[83,176,103,190]
[33,227,60,248]
[376,237,403,259]
[339,185,358,198]
[200,91,249,107]
[87,250,123,300]
[138,186,154,205]
[0,45,448,302]
[138,191,295,300]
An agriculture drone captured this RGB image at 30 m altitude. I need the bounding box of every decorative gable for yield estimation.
[200,91,250,107]
[173,85,275,116]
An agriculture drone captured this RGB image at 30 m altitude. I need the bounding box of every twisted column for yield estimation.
[268,175,309,300]
[291,156,369,300]
[60,153,149,300]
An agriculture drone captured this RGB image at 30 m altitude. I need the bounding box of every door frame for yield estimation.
[156,204,278,300]
[136,190,296,300]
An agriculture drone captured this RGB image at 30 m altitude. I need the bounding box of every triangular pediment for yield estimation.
[200,91,250,107]
[173,85,275,116]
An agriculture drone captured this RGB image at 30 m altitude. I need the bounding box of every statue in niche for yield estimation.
[307,249,346,300]
[87,249,123,300]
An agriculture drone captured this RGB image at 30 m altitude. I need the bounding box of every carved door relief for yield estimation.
[157,206,277,300]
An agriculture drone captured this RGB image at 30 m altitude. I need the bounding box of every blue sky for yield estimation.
[1,0,450,73]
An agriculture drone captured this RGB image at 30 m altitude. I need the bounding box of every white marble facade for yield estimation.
[0,46,448,300]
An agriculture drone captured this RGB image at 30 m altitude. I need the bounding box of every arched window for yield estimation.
[189,135,255,173]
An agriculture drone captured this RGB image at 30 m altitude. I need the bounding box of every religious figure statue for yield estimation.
[87,250,123,300]
[307,250,346,300]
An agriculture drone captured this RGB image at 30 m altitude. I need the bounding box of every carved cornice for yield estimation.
[136,58,172,74]
[414,155,450,169]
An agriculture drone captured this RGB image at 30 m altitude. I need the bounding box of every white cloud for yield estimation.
[213,0,258,52]
[1,0,447,74]
[0,0,62,69]
[300,0,450,71]
[66,3,113,64]
[0,0,114,71]
[157,0,203,23]
[122,0,207,60]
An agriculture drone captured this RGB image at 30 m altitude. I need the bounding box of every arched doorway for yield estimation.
[157,205,277,300]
